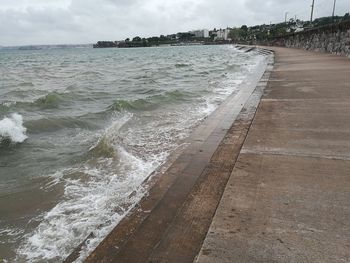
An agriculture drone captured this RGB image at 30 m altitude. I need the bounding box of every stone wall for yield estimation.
[270,21,350,57]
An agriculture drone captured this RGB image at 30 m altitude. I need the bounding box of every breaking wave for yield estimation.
[0,113,28,144]
[16,113,158,262]
[88,114,132,158]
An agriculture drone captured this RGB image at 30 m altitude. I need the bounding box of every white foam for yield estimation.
[0,113,28,143]
[16,114,159,262]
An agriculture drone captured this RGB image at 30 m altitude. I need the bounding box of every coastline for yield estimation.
[65,46,274,262]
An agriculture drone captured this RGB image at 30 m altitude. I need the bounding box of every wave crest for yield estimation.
[0,113,28,143]
[88,114,132,159]
[34,92,63,108]
[108,90,197,112]
[108,99,155,112]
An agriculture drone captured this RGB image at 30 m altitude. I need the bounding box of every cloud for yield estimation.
[0,0,349,46]
[0,7,82,45]
[245,0,350,24]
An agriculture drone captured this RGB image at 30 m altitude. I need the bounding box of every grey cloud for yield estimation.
[0,7,84,45]
[0,0,349,46]
[245,0,350,23]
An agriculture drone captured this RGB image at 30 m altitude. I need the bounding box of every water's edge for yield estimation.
[65,47,274,263]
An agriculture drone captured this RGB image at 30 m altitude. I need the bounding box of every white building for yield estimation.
[215,28,230,40]
[203,29,209,38]
[190,29,209,38]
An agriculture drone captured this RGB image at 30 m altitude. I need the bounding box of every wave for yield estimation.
[18,82,35,87]
[175,63,191,68]
[88,136,116,158]
[3,90,102,113]
[0,113,28,144]
[34,92,64,108]
[78,70,104,78]
[16,113,159,262]
[108,90,198,112]
[1,92,67,111]
[88,114,131,159]
[108,99,155,112]
[24,116,98,133]
[8,91,86,111]
[146,90,199,106]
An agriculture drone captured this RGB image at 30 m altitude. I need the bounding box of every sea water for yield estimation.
[0,45,266,262]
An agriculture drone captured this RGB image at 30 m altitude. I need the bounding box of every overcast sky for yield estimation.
[0,0,349,46]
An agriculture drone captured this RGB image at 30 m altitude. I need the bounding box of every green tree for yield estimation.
[239,25,248,40]
[132,36,142,42]
[177,32,195,41]
[228,28,241,42]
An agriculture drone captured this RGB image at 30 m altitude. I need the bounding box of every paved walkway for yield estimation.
[196,47,350,263]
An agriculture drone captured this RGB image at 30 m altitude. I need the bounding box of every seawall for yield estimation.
[267,21,350,57]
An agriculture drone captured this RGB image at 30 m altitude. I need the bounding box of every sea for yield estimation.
[0,45,266,262]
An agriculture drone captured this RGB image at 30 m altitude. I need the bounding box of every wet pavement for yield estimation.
[196,47,350,263]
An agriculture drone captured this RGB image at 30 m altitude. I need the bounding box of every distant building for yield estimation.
[209,30,217,38]
[209,28,231,41]
[215,28,231,40]
[189,29,209,38]
[166,34,177,40]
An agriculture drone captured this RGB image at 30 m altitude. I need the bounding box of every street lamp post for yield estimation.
[310,0,315,23]
[332,0,337,22]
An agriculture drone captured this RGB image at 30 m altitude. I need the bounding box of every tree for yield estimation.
[239,25,248,40]
[132,36,142,42]
[177,32,195,41]
[142,38,148,47]
[241,25,248,31]
[228,28,241,42]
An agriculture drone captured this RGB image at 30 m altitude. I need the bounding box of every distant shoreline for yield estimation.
[0,44,92,51]
[93,40,232,48]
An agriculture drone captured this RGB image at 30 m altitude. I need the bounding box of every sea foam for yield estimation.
[0,113,28,143]
[16,114,158,262]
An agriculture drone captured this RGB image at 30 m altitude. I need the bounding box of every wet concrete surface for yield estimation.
[196,47,350,263]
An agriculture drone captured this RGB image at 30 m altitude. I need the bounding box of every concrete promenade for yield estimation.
[196,47,350,262]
